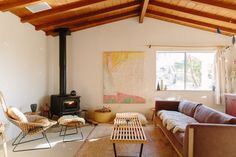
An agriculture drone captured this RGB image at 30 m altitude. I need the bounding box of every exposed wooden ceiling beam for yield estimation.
[71,12,138,33]
[139,0,150,23]
[150,0,236,24]
[36,1,140,31]
[191,0,236,11]
[147,9,236,34]
[47,10,139,36]
[147,13,233,36]
[21,0,107,23]
[0,0,41,12]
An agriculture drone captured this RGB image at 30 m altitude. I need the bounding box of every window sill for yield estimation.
[156,90,214,92]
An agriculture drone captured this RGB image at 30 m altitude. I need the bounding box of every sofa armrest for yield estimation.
[155,100,180,112]
[184,123,236,157]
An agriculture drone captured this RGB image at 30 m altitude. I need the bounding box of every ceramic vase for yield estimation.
[30,104,37,112]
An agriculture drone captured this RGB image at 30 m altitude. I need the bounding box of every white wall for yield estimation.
[47,17,232,119]
[0,13,47,140]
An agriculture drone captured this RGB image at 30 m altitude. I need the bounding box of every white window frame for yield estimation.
[156,50,216,91]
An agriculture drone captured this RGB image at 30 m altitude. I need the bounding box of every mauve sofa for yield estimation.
[154,100,236,157]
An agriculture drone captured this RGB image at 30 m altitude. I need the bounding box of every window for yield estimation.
[156,51,216,91]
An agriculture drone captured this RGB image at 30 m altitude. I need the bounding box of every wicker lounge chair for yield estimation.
[0,91,57,152]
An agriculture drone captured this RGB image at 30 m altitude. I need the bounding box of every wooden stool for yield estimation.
[58,115,85,142]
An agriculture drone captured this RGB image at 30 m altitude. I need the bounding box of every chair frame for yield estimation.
[12,129,51,152]
[59,123,83,142]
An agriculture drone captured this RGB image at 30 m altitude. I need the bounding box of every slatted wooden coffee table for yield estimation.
[110,113,147,157]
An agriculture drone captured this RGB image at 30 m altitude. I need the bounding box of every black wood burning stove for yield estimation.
[50,28,80,118]
[51,95,80,117]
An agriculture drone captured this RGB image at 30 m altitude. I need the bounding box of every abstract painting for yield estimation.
[103,52,145,103]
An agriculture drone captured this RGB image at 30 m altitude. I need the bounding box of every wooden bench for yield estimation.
[110,113,147,157]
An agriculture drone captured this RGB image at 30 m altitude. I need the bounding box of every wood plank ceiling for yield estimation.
[0,0,235,36]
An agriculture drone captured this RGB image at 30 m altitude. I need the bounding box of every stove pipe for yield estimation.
[56,28,70,96]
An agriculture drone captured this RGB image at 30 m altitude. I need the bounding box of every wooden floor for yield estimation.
[75,124,178,157]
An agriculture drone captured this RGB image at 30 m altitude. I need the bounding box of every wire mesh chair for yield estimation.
[0,91,57,152]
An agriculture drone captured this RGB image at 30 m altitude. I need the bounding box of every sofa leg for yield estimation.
[188,128,194,157]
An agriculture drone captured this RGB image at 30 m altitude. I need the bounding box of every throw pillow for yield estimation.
[178,100,201,117]
[7,107,28,123]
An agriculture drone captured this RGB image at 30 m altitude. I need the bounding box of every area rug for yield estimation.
[75,124,178,157]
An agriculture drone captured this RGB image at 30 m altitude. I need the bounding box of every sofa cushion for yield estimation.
[178,100,201,117]
[158,110,198,133]
[194,105,236,124]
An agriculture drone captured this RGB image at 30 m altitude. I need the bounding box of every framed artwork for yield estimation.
[103,52,145,103]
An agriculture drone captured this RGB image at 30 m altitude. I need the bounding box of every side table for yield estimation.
[0,123,7,157]
[24,111,41,115]
[151,108,156,121]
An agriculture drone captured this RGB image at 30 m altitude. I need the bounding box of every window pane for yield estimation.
[186,52,215,90]
[156,53,184,90]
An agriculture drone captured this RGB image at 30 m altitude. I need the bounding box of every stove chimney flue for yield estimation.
[55,28,70,96]
[50,28,80,118]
